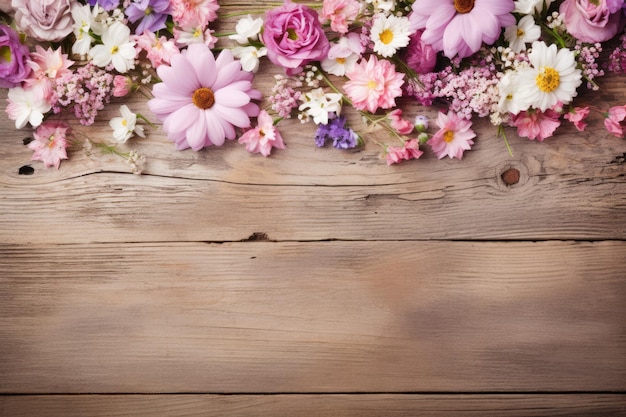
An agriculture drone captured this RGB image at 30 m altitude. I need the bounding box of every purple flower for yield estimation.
[86,0,121,11]
[0,25,31,88]
[314,115,358,149]
[126,0,172,35]
[261,1,330,75]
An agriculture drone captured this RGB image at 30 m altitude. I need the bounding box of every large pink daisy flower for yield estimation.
[427,111,475,159]
[410,0,515,59]
[148,43,261,150]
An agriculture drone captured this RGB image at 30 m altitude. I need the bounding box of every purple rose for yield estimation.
[0,25,31,88]
[559,0,625,43]
[403,30,437,74]
[12,0,74,42]
[261,1,329,75]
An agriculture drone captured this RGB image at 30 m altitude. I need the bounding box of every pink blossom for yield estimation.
[604,105,626,137]
[238,110,286,156]
[403,30,437,74]
[559,0,625,43]
[135,30,180,68]
[410,0,515,59]
[386,139,423,165]
[261,1,330,75]
[388,109,414,135]
[320,0,361,34]
[427,111,476,159]
[170,0,219,28]
[511,109,561,141]
[25,45,74,102]
[113,75,133,97]
[564,106,590,131]
[344,55,404,113]
[12,0,74,42]
[148,44,261,151]
[28,121,70,169]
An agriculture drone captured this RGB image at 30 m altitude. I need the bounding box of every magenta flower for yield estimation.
[344,55,404,113]
[403,30,437,74]
[386,139,424,165]
[427,111,476,159]
[559,0,625,43]
[511,109,561,141]
[148,43,261,151]
[238,110,285,156]
[410,0,515,59]
[28,121,70,169]
[604,105,626,137]
[262,1,330,75]
[0,25,31,88]
[564,106,590,131]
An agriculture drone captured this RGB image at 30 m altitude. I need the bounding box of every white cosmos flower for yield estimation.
[232,45,267,73]
[370,14,410,58]
[504,15,541,53]
[321,53,359,76]
[109,105,145,143]
[299,88,343,125]
[6,86,52,129]
[515,41,582,112]
[89,21,136,73]
[229,15,264,45]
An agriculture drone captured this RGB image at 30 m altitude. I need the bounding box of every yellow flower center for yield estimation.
[192,87,215,109]
[516,28,525,38]
[367,80,378,90]
[48,135,56,148]
[536,67,560,93]
[379,29,394,45]
[0,46,12,63]
[443,130,454,143]
[145,6,153,15]
[111,45,119,55]
[336,57,346,64]
[287,28,298,41]
[454,0,474,13]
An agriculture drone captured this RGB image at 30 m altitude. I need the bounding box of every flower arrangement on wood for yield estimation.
[1,0,625,171]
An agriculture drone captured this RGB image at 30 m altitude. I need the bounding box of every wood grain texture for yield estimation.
[1,241,625,393]
[2,394,626,416]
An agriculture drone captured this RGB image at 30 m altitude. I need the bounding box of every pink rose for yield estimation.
[12,0,74,42]
[403,30,437,74]
[559,0,625,43]
[262,1,330,75]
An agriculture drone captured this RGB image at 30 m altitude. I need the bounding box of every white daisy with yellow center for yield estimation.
[370,14,411,58]
[516,41,582,112]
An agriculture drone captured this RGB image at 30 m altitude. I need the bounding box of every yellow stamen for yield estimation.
[192,87,215,109]
[454,0,474,13]
[367,80,378,90]
[516,28,525,38]
[379,29,394,45]
[111,45,119,55]
[443,130,454,143]
[536,67,560,93]
[336,57,346,64]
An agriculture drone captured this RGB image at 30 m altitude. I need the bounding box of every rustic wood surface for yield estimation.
[1,4,626,413]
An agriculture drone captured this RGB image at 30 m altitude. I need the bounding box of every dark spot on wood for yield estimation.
[23,137,33,145]
[242,232,270,242]
[609,153,626,164]
[18,165,34,175]
[501,168,520,186]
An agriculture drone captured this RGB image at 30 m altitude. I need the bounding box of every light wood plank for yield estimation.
[1,241,625,393]
[2,394,625,416]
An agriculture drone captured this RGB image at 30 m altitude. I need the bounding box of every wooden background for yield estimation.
[1,5,626,414]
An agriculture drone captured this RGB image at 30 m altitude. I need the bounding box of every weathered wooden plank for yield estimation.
[1,241,625,393]
[1,394,625,416]
[1,169,624,244]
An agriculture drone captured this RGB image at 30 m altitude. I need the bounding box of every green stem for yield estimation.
[498,124,513,157]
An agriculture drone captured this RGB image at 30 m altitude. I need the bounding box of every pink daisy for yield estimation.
[410,0,515,59]
[238,110,286,156]
[386,139,423,165]
[344,55,404,113]
[320,0,361,34]
[28,121,70,169]
[148,43,261,150]
[511,109,561,141]
[427,111,476,159]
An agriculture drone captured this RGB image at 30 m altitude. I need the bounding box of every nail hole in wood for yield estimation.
[501,168,520,186]
[18,165,34,175]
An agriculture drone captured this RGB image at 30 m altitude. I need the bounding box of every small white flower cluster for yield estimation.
[228,15,267,73]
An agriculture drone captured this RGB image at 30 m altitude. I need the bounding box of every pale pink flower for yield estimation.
[6,86,52,129]
[135,30,180,68]
[320,0,361,34]
[427,111,476,159]
[12,0,74,42]
[344,55,404,113]
[386,139,423,165]
[173,26,217,49]
[410,0,516,59]
[28,120,70,169]
[148,43,261,151]
[238,110,286,156]
[604,105,626,137]
[559,0,625,43]
[511,109,561,141]
[170,0,219,28]
[113,75,133,97]
[388,109,414,135]
[564,106,590,131]
[25,45,74,102]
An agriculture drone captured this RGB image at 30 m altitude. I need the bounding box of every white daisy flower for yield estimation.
[515,41,582,111]
[514,0,555,15]
[109,105,145,143]
[504,15,541,53]
[321,53,359,76]
[370,14,411,58]
[6,87,52,129]
[298,88,343,125]
[89,21,136,73]
[232,46,267,73]
[229,15,264,45]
